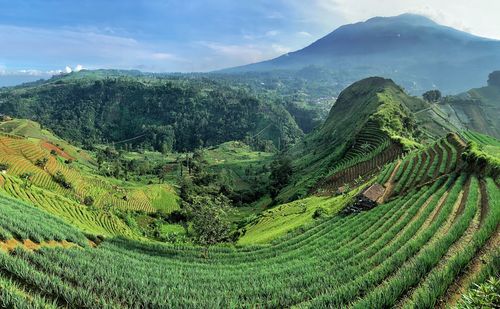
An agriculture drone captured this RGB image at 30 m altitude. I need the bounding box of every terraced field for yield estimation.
[1,175,135,237]
[379,134,466,201]
[317,121,403,193]
[0,170,497,308]
[0,133,179,216]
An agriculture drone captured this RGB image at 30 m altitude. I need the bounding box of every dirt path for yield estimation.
[441,225,500,307]
[0,239,80,252]
[378,160,401,203]
[478,179,489,226]
[452,176,471,224]
[429,189,452,225]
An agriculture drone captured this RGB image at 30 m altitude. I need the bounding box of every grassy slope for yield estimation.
[279,77,422,203]
[0,118,180,236]
[238,183,365,245]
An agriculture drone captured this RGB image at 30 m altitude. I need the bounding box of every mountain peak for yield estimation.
[364,13,438,27]
[225,13,500,94]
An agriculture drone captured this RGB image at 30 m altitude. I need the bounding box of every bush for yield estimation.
[0,162,9,171]
[83,196,94,206]
[53,171,72,189]
[312,207,326,219]
[458,277,500,309]
[35,157,48,168]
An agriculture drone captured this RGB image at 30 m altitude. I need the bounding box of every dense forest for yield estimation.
[0,74,303,151]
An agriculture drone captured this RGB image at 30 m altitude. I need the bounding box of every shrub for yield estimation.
[35,157,49,168]
[312,207,326,219]
[458,277,500,309]
[0,162,9,171]
[83,196,94,206]
[52,171,72,189]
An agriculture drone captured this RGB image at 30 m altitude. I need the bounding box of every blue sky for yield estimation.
[0,0,499,81]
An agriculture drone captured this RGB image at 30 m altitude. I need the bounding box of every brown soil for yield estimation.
[441,141,454,173]
[478,179,489,226]
[0,238,80,252]
[433,143,444,179]
[440,227,500,307]
[409,151,427,188]
[315,143,402,195]
[429,189,451,225]
[448,133,467,151]
[378,160,401,203]
[452,176,471,224]
[40,141,74,160]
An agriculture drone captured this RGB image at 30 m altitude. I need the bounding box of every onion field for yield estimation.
[0,169,497,308]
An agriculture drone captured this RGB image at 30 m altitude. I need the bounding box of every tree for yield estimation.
[487,71,500,87]
[83,196,94,206]
[156,164,173,183]
[423,90,442,103]
[53,171,72,189]
[185,195,231,255]
[269,155,293,201]
[35,157,49,169]
[20,172,33,188]
[0,162,9,171]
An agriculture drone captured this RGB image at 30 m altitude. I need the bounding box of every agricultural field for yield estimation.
[463,130,500,159]
[0,81,498,308]
[0,168,497,307]
[0,130,178,213]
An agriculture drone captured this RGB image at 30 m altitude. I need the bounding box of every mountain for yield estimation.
[0,72,303,151]
[441,71,500,138]
[224,14,500,94]
[276,77,426,202]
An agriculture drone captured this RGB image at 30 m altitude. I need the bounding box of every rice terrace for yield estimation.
[0,1,499,308]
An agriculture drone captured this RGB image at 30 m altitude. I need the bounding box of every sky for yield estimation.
[0,0,499,82]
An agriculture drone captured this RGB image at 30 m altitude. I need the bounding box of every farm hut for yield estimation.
[342,183,386,214]
[361,184,385,202]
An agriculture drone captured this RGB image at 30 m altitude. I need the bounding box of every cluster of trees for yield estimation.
[52,171,72,189]
[423,90,442,103]
[0,77,302,152]
[269,155,293,203]
[487,71,500,87]
[95,146,167,181]
[175,150,233,248]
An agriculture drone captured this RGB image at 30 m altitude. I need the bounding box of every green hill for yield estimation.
[0,130,498,308]
[276,77,428,203]
[0,75,498,308]
[0,72,303,151]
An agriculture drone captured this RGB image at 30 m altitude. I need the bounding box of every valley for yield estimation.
[0,8,499,308]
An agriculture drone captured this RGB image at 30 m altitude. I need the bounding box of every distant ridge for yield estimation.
[223,14,500,94]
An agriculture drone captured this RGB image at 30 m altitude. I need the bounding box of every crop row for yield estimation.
[0,171,495,307]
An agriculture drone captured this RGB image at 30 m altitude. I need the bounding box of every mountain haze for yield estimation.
[225,14,500,94]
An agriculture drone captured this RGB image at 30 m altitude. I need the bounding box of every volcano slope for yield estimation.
[0,77,498,308]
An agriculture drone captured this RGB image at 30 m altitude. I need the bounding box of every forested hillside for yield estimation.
[0,73,303,151]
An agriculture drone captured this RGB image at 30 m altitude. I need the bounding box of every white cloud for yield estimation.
[198,41,292,68]
[291,0,500,39]
[65,66,72,73]
[297,31,312,37]
[0,24,183,72]
[265,30,279,37]
[271,44,291,54]
[75,64,84,72]
[150,53,173,60]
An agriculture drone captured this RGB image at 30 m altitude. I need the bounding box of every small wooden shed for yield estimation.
[361,184,386,202]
